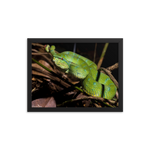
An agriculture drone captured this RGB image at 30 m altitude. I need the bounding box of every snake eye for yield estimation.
[61,58,63,60]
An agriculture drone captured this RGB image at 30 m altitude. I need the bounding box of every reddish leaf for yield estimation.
[45,97,56,107]
[32,97,56,108]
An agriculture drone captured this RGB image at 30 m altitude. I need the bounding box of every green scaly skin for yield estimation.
[45,45,117,99]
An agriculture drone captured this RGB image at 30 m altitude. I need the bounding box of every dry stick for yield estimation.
[32,49,55,69]
[94,103,101,108]
[32,43,44,47]
[97,43,109,70]
[32,52,49,55]
[32,49,40,52]
[107,63,118,71]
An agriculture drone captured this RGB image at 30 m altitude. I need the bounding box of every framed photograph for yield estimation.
[28,38,123,112]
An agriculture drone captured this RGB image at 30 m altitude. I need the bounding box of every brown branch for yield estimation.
[32,43,45,47]
[107,63,118,71]
[32,49,55,70]
[93,103,102,108]
[32,49,40,52]
[32,52,49,55]
[32,65,71,88]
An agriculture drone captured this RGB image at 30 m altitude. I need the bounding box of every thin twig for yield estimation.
[32,49,54,69]
[97,43,109,70]
[32,52,49,55]
[32,58,52,72]
[93,103,102,108]
[32,49,39,52]
[107,63,118,71]
[32,43,45,47]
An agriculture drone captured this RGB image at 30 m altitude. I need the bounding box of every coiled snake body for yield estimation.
[45,45,117,99]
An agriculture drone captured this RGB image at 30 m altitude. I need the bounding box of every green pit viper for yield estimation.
[45,45,117,99]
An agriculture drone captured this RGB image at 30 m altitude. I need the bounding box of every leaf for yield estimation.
[32,97,56,108]
[45,97,56,107]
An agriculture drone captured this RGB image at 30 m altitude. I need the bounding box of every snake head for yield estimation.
[53,57,69,70]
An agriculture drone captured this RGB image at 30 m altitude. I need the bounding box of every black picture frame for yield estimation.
[28,38,123,112]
